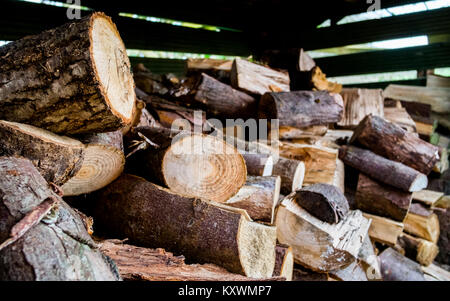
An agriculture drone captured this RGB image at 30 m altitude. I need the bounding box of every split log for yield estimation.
[350,115,440,175]
[384,107,418,134]
[292,184,350,224]
[125,127,247,203]
[133,64,170,96]
[186,58,232,84]
[363,213,404,246]
[338,88,384,128]
[258,91,344,128]
[242,153,274,176]
[292,266,329,281]
[400,100,432,118]
[397,233,439,266]
[231,58,290,95]
[0,120,84,186]
[122,98,160,135]
[276,195,370,272]
[289,130,353,150]
[355,173,412,222]
[299,49,316,72]
[328,261,368,281]
[378,248,425,281]
[358,235,382,280]
[272,244,294,281]
[272,157,305,195]
[99,240,283,281]
[413,190,444,207]
[92,174,277,278]
[62,131,125,196]
[0,157,120,281]
[333,159,346,194]
[0,13,136,135]
[277,125,328,140]
[434,207,449,265]
[339,145,428,192]
[225,176,280,224]
[404,203,440,243]
[422,263,450,281]
[434,147,449,174]
[291,66,342,93]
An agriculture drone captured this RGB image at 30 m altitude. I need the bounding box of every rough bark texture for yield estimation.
[338,88,384,128]
[0,120,84,186]
[0,13,136,135]
[379,248,425,281]
[293,184,350,224]
[292,266,329,281]
[272,157,305,195]
[339,145,428,192]
[259,91,343,128]
[434,207,449,265]
[91,174,277,278]
[350,115,440,175]
[355,173,412,222]
[242,153,273,177]
[0,157,120,281]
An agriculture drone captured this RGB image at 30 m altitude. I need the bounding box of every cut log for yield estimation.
[186,58,232,84]
[400,100,432,118]
[355,173,412,222]
[62,131,125,196]
[434,146,449,174]
[122,98,160,135]
[289,130,353,150]
[413,190,445,207]
[225,176,280,224]
[292,184,350,224]
[434,207,449,265]
[280,143,338,187]
[259,91,344,128]
[91,174,277,278]
[276,195,370,272]
[339,145,428,192]
[125,127,247,203]
[384,85,450,113]
[99,240,283,281]
[397,233,439,266]
[363,213,404,246]
[379,248,425,281]
[338,88,384,128]
[0,120,84,186]
[272,157,305,195]
[0,13,136,134]
[277,125,328,140]
[0,157,120,281]
[242,153,274,177]
[291,66,342,93]
[427,74,450,88]
[328,261,368,281]
[422,263,450,281]
[292,266,329,281]
[384,107,418,134]
[350,115,440,175]
[231,58,290,95]
[133,64,169,96]
[404,203,440,243]
[272,244,294,281]
[299,49,316,72]
[358,235,382,280]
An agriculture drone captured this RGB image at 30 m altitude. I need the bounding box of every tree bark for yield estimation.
[0,13,136,135]
[258,91,344,128]
[434,207,449,265]
[350,115,440,175]
[62,131,125,196]
[378,248,425,281]
[272,244,294,281]
[338,88,384,128]
[91,174,277,278]
[355,173,412,222]
[0,120,84,186]
[397,233,439,266]
[404,203,440,243]
[242,153,273,177]
[293,184,350,224]
[272,157,305,195]
[125,126,247,203]
[339,145,428,192]
[0,157,120,281]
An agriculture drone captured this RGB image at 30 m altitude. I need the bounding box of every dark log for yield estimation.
[292,266,329,281]
[0,157,120,281]
[242,153,273,177]
[186,58,232,84]
[91,174,277,278]
[272,157,305,195]
[350,115,440,175]
[434,207,450,265]
[258,91,344,128]
[378,248,425,281]
[272,244,294,281]
[339,145,428,192]
[355,173,412,222]
[397,233,439,266]
[0,13,136,135]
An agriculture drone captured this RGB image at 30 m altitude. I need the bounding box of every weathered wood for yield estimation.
[92,174,277,278]
[99,240,283,281]
[242,153,273,177]
[328,260,368,281]
[413,190,445,207]
[299,49,316,72]
[404,203,440,243]
[290,130,353,150]
[276,195,370,272]
[422,263,450,281]
[339,145,428,192]
[272,157,305,195]
[338,88,384,128]
[277,125,329,141]
[0,120,84,186]
[292,266,330,281]
[434,146,449,174]
[272,244,294,281]
[379,248,425,281]
[291,67,342,93]
[186,58,232,84]
[363,213,405,246]
[427,74,450,88]
[0,157,120,281]
[434,207,449,265]
[384,107,418,134]
[0,13,136,135]
[293,184,350,224]
[62,131,125,196]
[125,127,247,203]
[231,58,290,95]
[350,115,440,175]
[133,64,171,96]
[259,91,344,128]
[355,173,412,222]
[225,176,280,224]
[333,159,346,194]
[397,233,439,266]
[358,235,382,281]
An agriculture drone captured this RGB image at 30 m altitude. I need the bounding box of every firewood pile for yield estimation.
[0,13,449,281]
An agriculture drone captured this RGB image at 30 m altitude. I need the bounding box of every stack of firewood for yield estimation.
[0,13,449,282]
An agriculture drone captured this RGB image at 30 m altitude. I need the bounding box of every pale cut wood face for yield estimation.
[91,17,135,122]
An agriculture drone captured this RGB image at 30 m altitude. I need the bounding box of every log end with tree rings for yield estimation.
[162,134,247,203]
